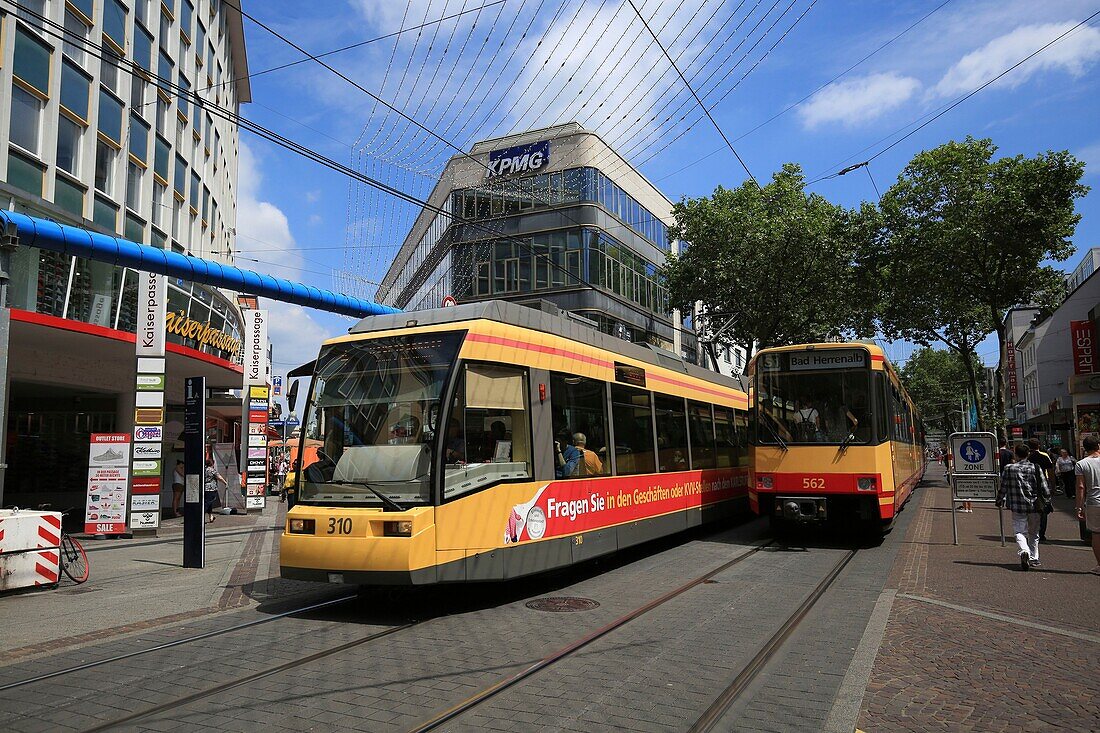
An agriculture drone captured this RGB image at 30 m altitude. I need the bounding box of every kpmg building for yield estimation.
[376,123,697,361]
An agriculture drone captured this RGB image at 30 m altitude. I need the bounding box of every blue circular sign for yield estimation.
[959,440,986,463]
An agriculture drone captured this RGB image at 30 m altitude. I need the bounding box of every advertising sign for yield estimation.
[85,434,130,534]
[134,425,163,442]
[486,140,549,178]
[131,477,161,494]
[131,511,159,529]
[1071,320,1097,375]
[136,272,167,357]
[243,310,269,386]
[131,494,160,511]
[242,315,269,511]
[132,443,162,459]
[1005,341,1018,400]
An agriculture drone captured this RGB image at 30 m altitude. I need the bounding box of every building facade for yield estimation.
[1,1,250,514]
[1001,250,1100,453]
[376,124,716,367]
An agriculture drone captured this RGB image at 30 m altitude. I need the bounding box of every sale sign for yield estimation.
[85,434,130,534]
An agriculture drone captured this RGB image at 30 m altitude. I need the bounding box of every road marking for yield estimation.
[898,593,1100,643]
[822,589,897,733]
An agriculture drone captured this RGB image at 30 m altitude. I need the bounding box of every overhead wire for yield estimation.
[27,0,691,339]
[625,0,757,183]
[806,8,1100,187]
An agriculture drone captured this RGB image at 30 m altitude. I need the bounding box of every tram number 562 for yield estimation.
[802,477,826,490]
[327,517,352,534]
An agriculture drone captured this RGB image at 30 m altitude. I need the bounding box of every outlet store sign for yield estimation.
[486,140,549,178]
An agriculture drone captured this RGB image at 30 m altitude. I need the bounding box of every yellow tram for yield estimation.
[281,301,751,584]
[748,343,925,533]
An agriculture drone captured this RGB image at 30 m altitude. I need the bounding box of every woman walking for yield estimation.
[1056,448,1077,498]
[204,457,227,523]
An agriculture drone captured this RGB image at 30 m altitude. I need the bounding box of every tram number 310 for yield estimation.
[327,517,352,534]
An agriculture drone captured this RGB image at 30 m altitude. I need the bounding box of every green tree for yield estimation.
[664,163,877,359]
[878,137,1087,427]
[899,347,981,433]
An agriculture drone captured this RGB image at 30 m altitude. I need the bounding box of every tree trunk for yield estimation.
[992,316,1007,438]
[958,346,984,430]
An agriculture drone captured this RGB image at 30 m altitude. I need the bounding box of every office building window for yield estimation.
[9,85,43,155]
[98,90,124,145]
[56,115,83,175]
[153,135,170,181]
[95,140,117,196]
[126,162,143,211]
[131,74,148,110]
[103,0,128,50]
[152,181,166,227]
[101,47,122,96]
[14,26,52,95]
[16,0,47,30]
[63,10,89,65]
[129,115,151,163]
[60,61,91,120]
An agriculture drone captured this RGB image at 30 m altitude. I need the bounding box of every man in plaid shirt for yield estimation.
[997,443,1051,570]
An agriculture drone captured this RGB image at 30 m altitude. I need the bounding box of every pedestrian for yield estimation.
[204,457,227,523]
[1027,438,1056,541]
[998,437,1014,474]
[997,443,1051,570]
[1056,448,1077,498]
[1073,436,1100,575]
[171,460,185,517]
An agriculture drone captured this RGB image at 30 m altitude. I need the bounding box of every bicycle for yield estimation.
[36,505,89,584]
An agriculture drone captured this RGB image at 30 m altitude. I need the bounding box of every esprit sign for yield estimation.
[486,140,549,178]
[244,309,269,385]
[136,272,167,357]
[1071,319,1097,375]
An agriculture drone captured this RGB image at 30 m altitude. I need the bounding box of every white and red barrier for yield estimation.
[0,510,63,591]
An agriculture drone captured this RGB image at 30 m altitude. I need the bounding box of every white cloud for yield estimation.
[1078,142,1100,177]
[234,142,339,378]
[933,22,1100,97]
[308,214,322,226]
[798,73,921,128]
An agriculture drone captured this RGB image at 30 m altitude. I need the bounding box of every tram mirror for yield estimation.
[287,380,300,413]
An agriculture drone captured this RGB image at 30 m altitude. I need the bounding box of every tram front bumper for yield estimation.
[777,496,828,522]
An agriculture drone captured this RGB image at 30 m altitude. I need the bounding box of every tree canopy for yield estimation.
[664,163,877,358]
[899,347,982,434]
[877,137,1087,427]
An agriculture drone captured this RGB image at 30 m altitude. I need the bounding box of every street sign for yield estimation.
[949,432,996,474]
[952,476,998,502]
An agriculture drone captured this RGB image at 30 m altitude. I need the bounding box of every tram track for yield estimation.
[406,543,859,733]
[0,592,358,692]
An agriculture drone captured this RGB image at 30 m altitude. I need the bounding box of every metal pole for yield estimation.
[0,222,18,507]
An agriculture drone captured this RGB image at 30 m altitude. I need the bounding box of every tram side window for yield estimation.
[874,373,889,443]
[550,373,609,478]
[714,406,737,468]
[442,363,532,500]
[688,401,717,470]
[611,384,656,475]
[654,395,689,472]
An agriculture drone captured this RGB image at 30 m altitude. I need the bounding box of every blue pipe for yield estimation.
[0,211,400,317]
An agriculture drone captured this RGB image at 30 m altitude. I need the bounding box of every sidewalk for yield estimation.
[0,500,327,662]
[858,466,1100,732]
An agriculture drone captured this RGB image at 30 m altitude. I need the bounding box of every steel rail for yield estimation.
[0,592,357,692]
[688,548,859,732]
[406,539,774,733]
[77,622,417,733]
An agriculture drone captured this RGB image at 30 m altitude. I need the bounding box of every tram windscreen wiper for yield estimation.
[838,413,860,454]
[761,412,789,452]
[323,481,406,512]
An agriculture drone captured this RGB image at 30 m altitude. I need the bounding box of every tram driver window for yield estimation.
[443,364,532,500]
[550,373,609,478]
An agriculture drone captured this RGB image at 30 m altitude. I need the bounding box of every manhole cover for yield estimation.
[525,596,600,612]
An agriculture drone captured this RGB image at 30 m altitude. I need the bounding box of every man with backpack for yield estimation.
[997,443,1051,570]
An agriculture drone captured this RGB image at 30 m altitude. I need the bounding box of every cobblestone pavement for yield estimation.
[858,466,1100,732]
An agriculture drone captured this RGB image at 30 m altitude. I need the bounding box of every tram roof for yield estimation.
[344,300,747,393]
[753,341,887,359]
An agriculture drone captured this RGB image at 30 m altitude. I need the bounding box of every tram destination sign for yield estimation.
[949,431,997,474]
[786,349,867,371]
[953,476,998,502]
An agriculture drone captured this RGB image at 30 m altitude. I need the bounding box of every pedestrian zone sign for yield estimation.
[953,476,998,502]
[949,432,996,475]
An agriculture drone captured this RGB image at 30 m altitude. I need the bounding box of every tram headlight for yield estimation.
[857,477,877,491]
[288,518,315,534]
[756,474,774,490]
[384,520,413,537]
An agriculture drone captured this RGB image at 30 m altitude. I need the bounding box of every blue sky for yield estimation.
[229,0,1100,401]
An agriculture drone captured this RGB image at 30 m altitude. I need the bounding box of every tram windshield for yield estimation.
[296,331,464,506]
[755,350,873,445]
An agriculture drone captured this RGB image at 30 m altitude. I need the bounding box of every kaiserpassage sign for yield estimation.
[787,349,867,371]
[486,140,549,178]
[243,309,268,385]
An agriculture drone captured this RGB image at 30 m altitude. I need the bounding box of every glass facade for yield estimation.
[451,166,670,251]
[455,228,668,316]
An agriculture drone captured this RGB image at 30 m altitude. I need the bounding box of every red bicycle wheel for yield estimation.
[61,535,89,583]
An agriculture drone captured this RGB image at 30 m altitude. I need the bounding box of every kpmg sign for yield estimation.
[486,140,549,178]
